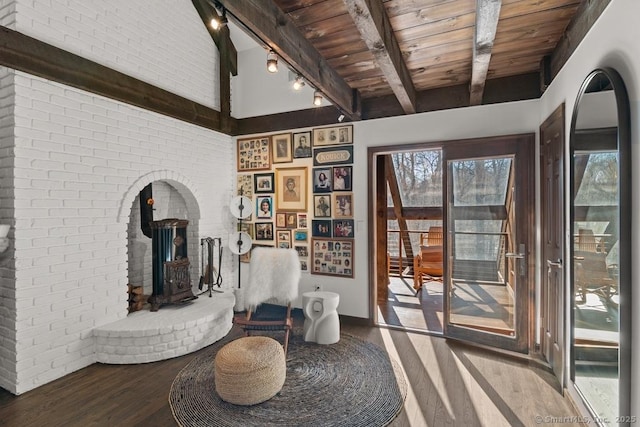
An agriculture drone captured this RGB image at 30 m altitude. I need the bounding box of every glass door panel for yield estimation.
[443,135,533,353]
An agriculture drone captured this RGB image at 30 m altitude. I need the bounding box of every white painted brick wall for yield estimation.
[14,0,220,110]
[0,0,235,394]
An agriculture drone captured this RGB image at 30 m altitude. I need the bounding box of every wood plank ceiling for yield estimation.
[218,0,609,134]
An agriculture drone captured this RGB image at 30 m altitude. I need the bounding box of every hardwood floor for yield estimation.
[0,312,580,427]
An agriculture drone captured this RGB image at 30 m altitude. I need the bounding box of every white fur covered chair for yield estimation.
[234,247,301,355]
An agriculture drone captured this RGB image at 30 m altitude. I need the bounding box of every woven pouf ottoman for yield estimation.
[214,336,286,405]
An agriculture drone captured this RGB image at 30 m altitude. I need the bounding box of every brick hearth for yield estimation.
[93,291,234,364]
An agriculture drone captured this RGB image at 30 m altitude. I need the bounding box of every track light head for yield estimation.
[267,50,278,73]
[313,90,323,106]
[210,7,227,30]
[337,114,345,123]
[293,75,305,90]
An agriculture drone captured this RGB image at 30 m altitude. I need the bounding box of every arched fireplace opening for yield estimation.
[126,179,200,312]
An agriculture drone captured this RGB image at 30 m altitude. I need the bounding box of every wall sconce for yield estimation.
[313,90,323,106]
[292,75,305,90]
[210,7,227,30]
[266,50,278,73]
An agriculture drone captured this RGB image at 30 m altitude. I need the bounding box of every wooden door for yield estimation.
[443,134,534,353]
[540,105,565,387]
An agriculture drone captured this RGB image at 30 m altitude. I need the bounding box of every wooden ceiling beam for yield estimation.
[191,0,238,76]
[0,26,223,133]
[235,72,541,134]
[219,0,361,120]
[469,0,502,106]
[550,0,611,79]
[344,0,417,114]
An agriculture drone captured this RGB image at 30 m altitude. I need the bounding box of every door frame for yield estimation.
[369,134,536,354]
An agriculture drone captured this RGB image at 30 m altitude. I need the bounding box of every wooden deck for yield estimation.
[0,309,580,426]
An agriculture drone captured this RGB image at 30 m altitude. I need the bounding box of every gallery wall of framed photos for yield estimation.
[236,124,354,278]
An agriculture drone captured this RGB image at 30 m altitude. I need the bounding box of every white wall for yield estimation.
[537,0,639,415]
[1,0,236,395]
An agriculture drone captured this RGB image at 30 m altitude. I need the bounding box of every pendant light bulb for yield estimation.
[267,50,278,73]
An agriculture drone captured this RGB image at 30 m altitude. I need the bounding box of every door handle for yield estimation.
[546,259,563,269]
[505,244,526,276]
[505,252,524,259]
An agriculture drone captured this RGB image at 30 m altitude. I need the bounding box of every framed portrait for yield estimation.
[312,125,353,146]
[314,195,331,218]
[276,229,291,248]
[298,213,307,228]
[294,229,308,242]
[293,131,312,158]
[313,167,332,193]
[275,212,286,228]
[254,173,274,193]
[271,133,293,163]
[300,259,308,272]
[294,245,309,257]
[312,219,332,238]
[256,196,273,219]
[237,174,253,198]
[332,166,352,191]
[285,212,297,229]
[254,222,274,241]
[332,219,354,238]
[310,238,354,278]
[332,192,353,218]
[237,136,271,171]
[275,167,308,211]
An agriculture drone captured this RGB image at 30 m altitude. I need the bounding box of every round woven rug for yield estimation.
[169,333,407,427]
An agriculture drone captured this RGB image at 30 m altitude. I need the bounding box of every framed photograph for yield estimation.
[256,196,273,219]
[276,229,291,248]
[237,136,271,171]
[313,145,353,166]
[237,174,253,198]
[311,238,354,278]
[294,229,308,242]
[300,259,308,272]
[272,133,293,163]
[312,219,332,238]
[294,245,309,257]
[298,213,308,228]
[333,219,355,238]
[312,125,353,147]
[285,212,297,229]
[275,167,308,211]
[238,222,254,239]
[332,192,353,218]
[275,212,286,228]
[293,131,312,158]
[314,195,331,218]
[313,167,332,193]
[254,173,274,193]
[254,222,274,241]
[332,166,352,191]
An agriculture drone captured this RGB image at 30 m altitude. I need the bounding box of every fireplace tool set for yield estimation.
[198,237,224,297]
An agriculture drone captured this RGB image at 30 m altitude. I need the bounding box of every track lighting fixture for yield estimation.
[267,50,278,73]
[293,75,305,91]
[313,90,323,106]
[210,6,227,30]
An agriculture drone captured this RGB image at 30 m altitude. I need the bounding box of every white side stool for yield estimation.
[302,291,340,344]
